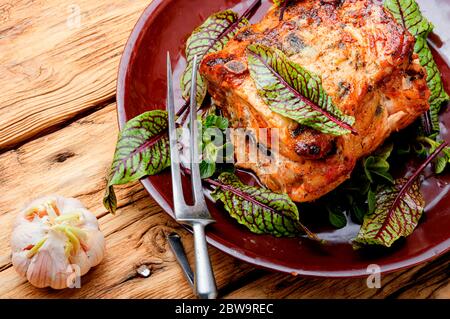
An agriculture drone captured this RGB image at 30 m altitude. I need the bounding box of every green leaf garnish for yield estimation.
[210,172,318,239]
[273,0,285,5]
[416,136,450,173]
[354,178,424,248]
[364,157,394,184]
[367,189,376,215]
[384,0,449,132]
[199,160,216,180]
[354,142,448,248]
[103,110,171,214]
[352,202,367,225]
[246,44,356,135]
[327,208,347,229]
[204,114,229,131]
[200,114,232,179]
[181,4,256,106]
[363,142,394,184]
[434,154,448,174]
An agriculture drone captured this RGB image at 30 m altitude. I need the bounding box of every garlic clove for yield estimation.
[55,196,85,212]
[69,249,91,276]
[11,221,48,254]
[84,230,105,268]
[11,251,31,278]
[27,251,54,288]
[79,209,100,230]
[26,232,70,289]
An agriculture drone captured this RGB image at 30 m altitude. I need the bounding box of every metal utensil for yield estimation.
[167,233,194,288]
[166,52,218,299]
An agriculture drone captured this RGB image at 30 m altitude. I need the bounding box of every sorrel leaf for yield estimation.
[416,136,450,174]
[181,10,249,106]
[353,178,425,248]
[384,0,449,132]
[354,142,448,248]
[210,172,318,239]
[247,44,356,135]
[103,110,171,214]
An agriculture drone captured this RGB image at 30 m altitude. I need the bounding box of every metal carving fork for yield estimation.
[166,53,218,299]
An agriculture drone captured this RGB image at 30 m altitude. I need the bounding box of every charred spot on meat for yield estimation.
[200,0,430,202]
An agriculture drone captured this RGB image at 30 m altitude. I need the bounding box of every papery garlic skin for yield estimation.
[11,195,105,289]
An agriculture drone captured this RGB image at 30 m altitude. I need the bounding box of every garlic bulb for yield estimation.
[11,196,105,289]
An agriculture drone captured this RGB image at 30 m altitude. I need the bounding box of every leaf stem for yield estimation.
[376,141,448,238]
[177,1,261,126]
[279,0,289,21]
[203,177,319,240]
[242,0,262,20]
[176,99,190,117]
[204,177,275,212]
[401,141,448,193]
[247,50,358,135]
[422,110,433,136]
[181,166,308,232]
[201,0,261,59]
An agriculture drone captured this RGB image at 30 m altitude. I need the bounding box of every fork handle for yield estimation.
[192,222,218,299]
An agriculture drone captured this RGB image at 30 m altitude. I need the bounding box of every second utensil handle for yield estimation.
[192,222,218,299]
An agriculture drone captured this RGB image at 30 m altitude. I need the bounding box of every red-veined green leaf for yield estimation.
[181,0,261,106]
[246,44,356,136]
[354,142,448,248]
[384,0,449,132]
[103,110,170,214]
[209,172,318,239]
[354,177,424,248]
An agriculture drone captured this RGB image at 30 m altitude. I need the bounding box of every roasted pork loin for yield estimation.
[199,0,430,202]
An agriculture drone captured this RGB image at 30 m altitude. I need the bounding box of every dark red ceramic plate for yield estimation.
[117,0,450,277]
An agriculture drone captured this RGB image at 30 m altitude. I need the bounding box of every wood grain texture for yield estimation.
[223,254,450,299]
[0,104,256,298]
[0,0,151,151]
[0,103,448,298]
[0,0,448,299]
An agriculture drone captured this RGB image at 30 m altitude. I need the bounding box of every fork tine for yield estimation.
[167,52,187,213]
[189,55,207,207]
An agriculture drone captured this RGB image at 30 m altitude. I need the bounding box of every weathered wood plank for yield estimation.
[0,184,256,298]
[0,0,151,151]
[1,0,448,299]
[0,103,256,298]
[0,103,448,298]
[223,254,449,299]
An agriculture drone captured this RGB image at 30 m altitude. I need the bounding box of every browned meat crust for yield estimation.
[200,0,430,202]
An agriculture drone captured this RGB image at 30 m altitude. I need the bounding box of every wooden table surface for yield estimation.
[0,0,449,299]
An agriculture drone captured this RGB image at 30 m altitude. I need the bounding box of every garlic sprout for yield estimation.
[11,196,105,289]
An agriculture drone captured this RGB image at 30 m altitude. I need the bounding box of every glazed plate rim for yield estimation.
[116,0,450,278]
